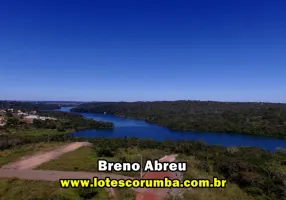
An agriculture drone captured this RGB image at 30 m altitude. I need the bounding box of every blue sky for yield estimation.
[0,0,285,102]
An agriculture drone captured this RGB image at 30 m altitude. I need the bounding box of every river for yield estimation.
[59,107,285,151]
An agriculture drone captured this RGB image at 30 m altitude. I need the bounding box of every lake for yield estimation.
[59,107,286,151]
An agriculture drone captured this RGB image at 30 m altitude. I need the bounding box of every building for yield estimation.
[39,116,57,121]
[0,116,5,126]
[23,118,33,124]
[23,115,39,123]
[0,116,4,122]
[25,115,39,119]
[17,110,28,116]
[23,115,57,123]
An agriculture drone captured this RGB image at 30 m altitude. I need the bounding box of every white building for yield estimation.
[24,115,57,122]
[17,110,28,116]
[0,109,6,113]
[25,115,40,120]
[39,116,57,121]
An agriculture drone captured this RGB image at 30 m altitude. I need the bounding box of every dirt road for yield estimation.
[136,154,181,200]
[0,145,181,198]
[1,142,91,170]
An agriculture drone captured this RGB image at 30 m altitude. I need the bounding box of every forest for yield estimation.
[38,111,114,131]
[0,100,114,133]
[0,101,60,111]
[0,110,113,150]
[72,101,286,137]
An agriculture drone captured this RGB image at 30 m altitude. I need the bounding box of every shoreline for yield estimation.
[71,110,286,139]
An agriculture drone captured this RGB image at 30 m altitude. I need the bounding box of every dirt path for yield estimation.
[136,154,181,200]
[159,154,178,162]
[0,147,181,198]
[1,142,91,170]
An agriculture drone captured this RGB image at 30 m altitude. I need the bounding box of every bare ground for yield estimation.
[1,142,91,170]
[0,145,182,199]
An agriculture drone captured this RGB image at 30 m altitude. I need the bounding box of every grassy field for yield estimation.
[0,142,68,167]
[37,146,167,177]
[0,178,109,200]
[37,145,97,172]
[6,128,73,136]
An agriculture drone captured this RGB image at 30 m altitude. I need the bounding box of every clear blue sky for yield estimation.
[0,0,285,102]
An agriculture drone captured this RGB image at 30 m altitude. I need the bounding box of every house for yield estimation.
[23,118,33,124]
[25,115,39,119]
[39,116,57,121]
[0,116,4,122]
[23,115,39,123]
[0,116,5,126]
[17,111,28,116]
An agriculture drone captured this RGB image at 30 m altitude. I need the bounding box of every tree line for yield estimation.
[1,111,114,132]
[71,101,286,137]
[0,133,84,150]
[0,101,61,111]
[38,111,114,131]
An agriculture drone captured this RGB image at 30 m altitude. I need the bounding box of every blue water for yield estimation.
[59,107,286,151]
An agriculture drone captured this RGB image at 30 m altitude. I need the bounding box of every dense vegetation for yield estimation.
[2,101,285,200]
[0,111,113,150]
[38,111,114,131]
[0,133,82,150]
[72,101,286,137]
[0,101,61,111]
[1,111,113,134]
[89,137,286,200]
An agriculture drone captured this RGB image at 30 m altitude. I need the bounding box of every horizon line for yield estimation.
[0,99,285,104]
